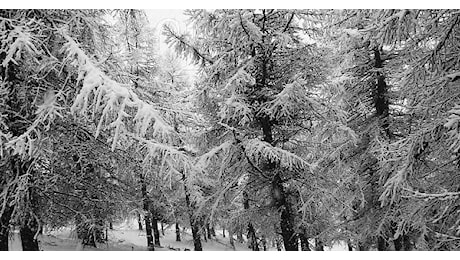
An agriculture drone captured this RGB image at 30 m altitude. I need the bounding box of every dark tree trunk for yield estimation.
[276,238,282,251]
[161,222,165,236]
[222,226,225,238]
[76,219,96,248]
[394,234,411,251]
[347,240,353,251]
[137,213,143,231]
[151,214,161,247]
[182,171,202,251]
[247,223,259,250]
[229,228,235,249]
[210,226,216,237]
[175,223,181,242]
[109,221,113,230]
[299,233,311,251]
[357,241,369,251]
[201,218,207,242]
[393,236,403,251]
[403,235,412,251]
[262,235,267,251]
[377,236,388,251]
[373,47,391,137]
[315,238,324,251]
[0,205,12,251]
[237,228,244,243]
[20,224,39,251]
[150,214,161,247]
[206,223,211,239]
[139,173,154,251]
[243,191,259,251]
[272,174,298,251]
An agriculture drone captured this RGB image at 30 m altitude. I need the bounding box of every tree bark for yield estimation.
[182,171,202,251]
[243,191,259,251]
[261,235,267,251]
[237,227,244,243]
[315,238,324,251]
[139,173,154,251]
[299,233,311,251]
[137,213,143,231]
[229,228,235,249]
[20,224,39,251]
[272,174,298,251]
[210,225,216,237]
[206,223,211,239]
[175,222,181,242]
[0,203,12,251]
[377,236,388,251]
[347,239,353,251]
[276,237,282,251]
[151,213,161,247]
[161,222,165,236]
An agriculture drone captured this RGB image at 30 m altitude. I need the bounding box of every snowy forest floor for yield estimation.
[36,223,349,251]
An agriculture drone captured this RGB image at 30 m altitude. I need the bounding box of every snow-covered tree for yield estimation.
[165,9,353,251]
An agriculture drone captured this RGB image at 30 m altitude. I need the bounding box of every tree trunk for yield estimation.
[175,223,181,242]
[272,174,298,251]
[182,171,202,251]
[109,221,113,230]
[0,206,12,251]
[161,222,165,236]
[206,222,211,239]
[210,226,216,237]
[276,237,282,251]
[139,173,154,251]
[151,214,161,247]
[237,227,244,243]
[222,226,225,238]
[299,233,311,251]
[347,239,353,251]
[262,235,267,251]
[315,238,324,251]
[377,236,388,251]
[201,218,207,242]
[403,235,412,251]
[243,191,259,251]
[20,225,39,251]
[137,213,143,231]
[393,234,411,251]
[357,241,369,251]
[229,228,235,249]
[247,223,259,250]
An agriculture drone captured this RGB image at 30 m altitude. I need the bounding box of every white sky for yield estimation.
[144,9,189,53]
[144,9,199,82]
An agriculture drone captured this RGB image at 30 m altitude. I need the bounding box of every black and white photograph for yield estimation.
[1,2,460,253]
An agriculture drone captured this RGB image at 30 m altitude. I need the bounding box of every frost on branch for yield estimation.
[244,138,312,171]
[61,31,175,150]
[260,81,321,121]
[195,140,233,171]
[444,104,460,153]
[0,21,40,68]
[218,94,253,126]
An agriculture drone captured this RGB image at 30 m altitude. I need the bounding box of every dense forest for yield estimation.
[1,9,460,251]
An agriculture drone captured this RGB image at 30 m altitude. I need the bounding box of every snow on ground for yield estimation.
[38,224,250,251]
[37,219,348,251]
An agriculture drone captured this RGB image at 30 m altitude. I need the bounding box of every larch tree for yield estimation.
[1,9,191,251]
[328,9,460,250]
[164,9,353,251]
